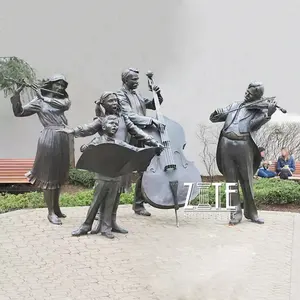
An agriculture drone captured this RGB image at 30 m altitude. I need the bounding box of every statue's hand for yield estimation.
[215,108,223,115]
[155,143,164,156]
[149,83,161,94]
[80,144,88,152]
[15,79,26,94]
[56,128,75,134]
[153,85,161,94]
[152,119,165,133]
[267,100,277,116]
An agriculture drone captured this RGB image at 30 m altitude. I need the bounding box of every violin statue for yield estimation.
[209,82,283,226]
[141,72,202,226]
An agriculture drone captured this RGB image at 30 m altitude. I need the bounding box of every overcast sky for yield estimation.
[1,0,300,174]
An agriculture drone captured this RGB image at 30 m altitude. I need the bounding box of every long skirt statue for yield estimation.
[10,74,71,225]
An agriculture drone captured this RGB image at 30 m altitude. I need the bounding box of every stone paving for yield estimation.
[0,205,300,300]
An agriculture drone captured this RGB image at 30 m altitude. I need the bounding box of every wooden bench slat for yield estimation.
[0,159,34,184]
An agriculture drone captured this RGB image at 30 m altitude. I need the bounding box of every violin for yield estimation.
[227,97,287,114]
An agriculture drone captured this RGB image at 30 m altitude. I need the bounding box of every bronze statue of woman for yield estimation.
[10,74,71,225]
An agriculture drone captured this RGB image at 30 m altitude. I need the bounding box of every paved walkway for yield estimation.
[0,205,300,300]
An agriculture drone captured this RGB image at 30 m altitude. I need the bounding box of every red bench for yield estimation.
[0,159,34,184]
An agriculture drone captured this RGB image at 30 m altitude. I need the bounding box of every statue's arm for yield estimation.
[250,111,271,132]
[116,140,141,152]
[73,118,102,138]
[144,92,163,110]
[209,104,233,123]
[46,98,71,111]
[10,93,41,117]
[117,92,153,128]
[124,115,160,147]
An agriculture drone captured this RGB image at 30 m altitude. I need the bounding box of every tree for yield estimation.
[196,123,222,179]
[197,121,300,178]
[252,122,300,160]
[0,56,36,96]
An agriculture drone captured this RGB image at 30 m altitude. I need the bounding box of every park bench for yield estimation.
[0,159,34,184]
[267,161,300,181]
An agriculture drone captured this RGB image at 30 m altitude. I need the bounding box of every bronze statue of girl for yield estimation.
[10,74,71,225]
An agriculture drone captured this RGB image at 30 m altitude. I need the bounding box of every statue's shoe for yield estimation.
[134,208,151,216]
[229,218,242,225]
[71,226,91,236]
[112,225,128,234]
[101,232,115,239]
[250,217,264,224]
[48,214,62,225]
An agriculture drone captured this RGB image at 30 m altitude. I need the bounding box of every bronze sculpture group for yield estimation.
[8,68,284,237]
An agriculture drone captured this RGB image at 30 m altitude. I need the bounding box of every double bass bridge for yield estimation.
[164,164,176,172]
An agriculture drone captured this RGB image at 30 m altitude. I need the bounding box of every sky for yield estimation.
[1,0,300,175]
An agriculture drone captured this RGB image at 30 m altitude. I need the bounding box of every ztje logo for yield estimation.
[183,182,238,212]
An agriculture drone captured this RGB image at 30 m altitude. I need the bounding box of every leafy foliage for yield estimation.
[206,178,300,207]
[0,186,134,214]
[68,168,95,188]
[0,178,299,214]
[0,56,36,96]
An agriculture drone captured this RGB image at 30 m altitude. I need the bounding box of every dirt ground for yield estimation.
[61,184,89,194]
[260,204,300,213]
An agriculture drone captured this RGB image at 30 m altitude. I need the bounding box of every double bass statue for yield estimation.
[142,72,202,226]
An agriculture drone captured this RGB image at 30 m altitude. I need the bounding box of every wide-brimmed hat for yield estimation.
[41,74,68,98]
[47,74,68,87]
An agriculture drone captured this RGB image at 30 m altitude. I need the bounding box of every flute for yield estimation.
[4,76,65,97]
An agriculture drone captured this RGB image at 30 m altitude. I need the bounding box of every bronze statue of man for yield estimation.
[117,68,165,216]
[210,82,277,225]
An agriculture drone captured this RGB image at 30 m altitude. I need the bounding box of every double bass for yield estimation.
[141,72,202,226]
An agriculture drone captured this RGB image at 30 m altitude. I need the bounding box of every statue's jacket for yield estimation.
[210,101,271,175]
[116,86,163,128]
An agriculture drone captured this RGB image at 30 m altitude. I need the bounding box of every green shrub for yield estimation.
[252,178,300,205]
[0,185,134,214]
[68,168,95,188]
[1,178,300,214]
[206,178,300,207]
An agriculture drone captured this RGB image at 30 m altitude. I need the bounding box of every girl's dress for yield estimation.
[11,95,71,189]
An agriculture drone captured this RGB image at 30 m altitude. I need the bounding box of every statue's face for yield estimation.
[102,95,119,113]
[102,118,119,136]
[52,80,67,94]
[244,85,264,102]
[125,73,139,90]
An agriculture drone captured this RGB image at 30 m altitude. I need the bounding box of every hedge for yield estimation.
[0,188,134,214]
[68,168,95,188]
[0,178,300,214]
[208,178,300,206]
